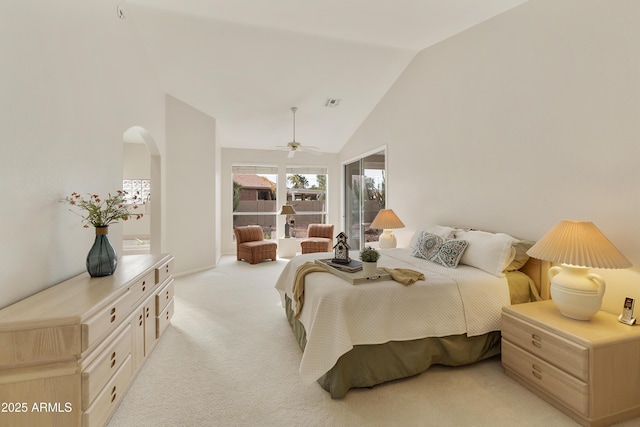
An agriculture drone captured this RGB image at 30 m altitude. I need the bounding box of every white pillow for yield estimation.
[456,230,517,277]
[409,225,456,250]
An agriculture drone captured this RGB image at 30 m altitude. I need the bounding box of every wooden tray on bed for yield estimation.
[315,259,392,285]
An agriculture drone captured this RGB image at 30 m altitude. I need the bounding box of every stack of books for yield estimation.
[317,259,362,272]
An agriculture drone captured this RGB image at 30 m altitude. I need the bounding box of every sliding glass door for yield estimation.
[344,149,386,250]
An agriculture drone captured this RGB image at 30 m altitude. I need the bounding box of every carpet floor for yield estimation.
[107,256,638,427]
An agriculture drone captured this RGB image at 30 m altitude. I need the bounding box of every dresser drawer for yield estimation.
[157,299,174,338]
[156,279,174,314]
[502,340,588,415]
[126,271,156,308]
[155,258,174,285]
[82,354,132,427]
[82,291,131,352]
[502,313,588,380]
[81,324,132,410]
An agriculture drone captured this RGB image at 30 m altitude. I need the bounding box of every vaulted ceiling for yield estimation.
[126,0,527,154]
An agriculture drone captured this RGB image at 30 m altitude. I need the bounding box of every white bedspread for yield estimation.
[274,248,511,384]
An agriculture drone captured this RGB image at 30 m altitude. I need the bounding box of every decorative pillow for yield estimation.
[413,232,468,268]
[504,240,535,271]
[409,225,456,251]
[455,230,516,277]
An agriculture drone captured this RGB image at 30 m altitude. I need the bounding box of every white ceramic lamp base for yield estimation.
[378,229,397,249]
[549,264,605,321]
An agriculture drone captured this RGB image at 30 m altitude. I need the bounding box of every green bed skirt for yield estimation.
[285,295,501,399]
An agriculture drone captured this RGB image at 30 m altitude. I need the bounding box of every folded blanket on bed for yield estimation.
[381,268,425,285]
[293,262,326,320]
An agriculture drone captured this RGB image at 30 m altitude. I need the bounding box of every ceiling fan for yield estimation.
[276,107,321,158]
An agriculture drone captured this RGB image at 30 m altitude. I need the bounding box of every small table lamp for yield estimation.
[279,205,296,238]
[369,209,405,249]
[526,220,632,320]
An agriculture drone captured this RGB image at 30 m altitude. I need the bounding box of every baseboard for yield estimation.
[172,264,217,278]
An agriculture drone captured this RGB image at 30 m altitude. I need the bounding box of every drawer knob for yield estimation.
[531,341,542,348]
[532,371,542,380]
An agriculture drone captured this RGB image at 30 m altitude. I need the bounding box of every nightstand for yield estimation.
[502,300,640,427]
[278,237,300,258]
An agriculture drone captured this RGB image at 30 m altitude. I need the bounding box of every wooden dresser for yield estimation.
[0,254,174,427]
[502,300,640,427]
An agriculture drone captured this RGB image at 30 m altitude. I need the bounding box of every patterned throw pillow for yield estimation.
[413,232,469,268]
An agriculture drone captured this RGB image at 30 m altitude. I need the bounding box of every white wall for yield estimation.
[0,1,165,308]
[340,0,640,314]
[165,95,218,274]
[221,148,340,255]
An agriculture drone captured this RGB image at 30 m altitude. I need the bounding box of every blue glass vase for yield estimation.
[87,226,117,277]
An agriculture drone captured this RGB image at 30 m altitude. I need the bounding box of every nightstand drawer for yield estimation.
[502,312,588,380]
[502,340,588,415]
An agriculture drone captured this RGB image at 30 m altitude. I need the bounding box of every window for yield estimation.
[232,165,277,239]
[122,179,151,204]
[286,166,328,238]
[344,150,386,250]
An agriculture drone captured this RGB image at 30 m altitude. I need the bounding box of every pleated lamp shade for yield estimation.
[279,205,296,215]
[526,220,631,269]
[370,209,405,249]
[370,209,405,230]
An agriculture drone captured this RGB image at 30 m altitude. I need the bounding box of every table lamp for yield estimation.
[279,205,296,238]
[526,220,632,320]
[369,209,405,249]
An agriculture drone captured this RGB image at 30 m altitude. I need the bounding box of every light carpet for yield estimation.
[108,256,636,427]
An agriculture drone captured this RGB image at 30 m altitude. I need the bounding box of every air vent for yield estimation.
[324,98,341,108]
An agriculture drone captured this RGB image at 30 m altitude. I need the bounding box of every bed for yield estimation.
[274,226,549,399]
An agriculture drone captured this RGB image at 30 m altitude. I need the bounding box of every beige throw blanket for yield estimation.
[293,262,326,320]
[381,268,425,286]
[293,263,426,319]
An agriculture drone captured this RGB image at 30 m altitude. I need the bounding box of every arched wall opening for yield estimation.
[123,126,161,255]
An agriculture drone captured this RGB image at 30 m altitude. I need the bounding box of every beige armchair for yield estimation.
[300,224,334,254]
[234,225,277,264]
